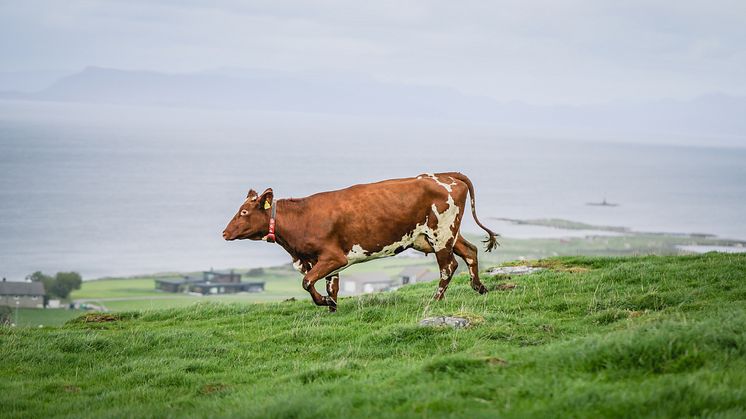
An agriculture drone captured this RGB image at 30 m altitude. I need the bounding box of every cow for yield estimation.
[222,172,499,312]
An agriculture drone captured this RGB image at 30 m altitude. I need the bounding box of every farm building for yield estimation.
[0,278,45,308]
[397,267,439,285]
[154,269,264,294]
[341,272,396,295]
[190,282,265,295]
[154,276,204,293]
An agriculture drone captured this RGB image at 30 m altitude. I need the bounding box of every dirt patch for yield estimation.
[77,313,121,323]
[63,385,80,393]
[200,383,228,395]
[496,283,517,291]
[628,310,645,318]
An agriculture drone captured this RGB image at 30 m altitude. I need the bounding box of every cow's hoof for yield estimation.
[473,284,489,294]
[323,296,337,308]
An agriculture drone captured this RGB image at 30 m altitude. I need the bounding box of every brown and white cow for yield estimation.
[223,172,498,311]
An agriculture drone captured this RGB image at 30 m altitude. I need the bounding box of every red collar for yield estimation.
[265,202,277,243]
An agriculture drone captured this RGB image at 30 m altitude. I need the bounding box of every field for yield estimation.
[11,308,86,328]
[2,253,745,417]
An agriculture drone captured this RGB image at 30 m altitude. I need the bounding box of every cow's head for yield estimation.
[222,188,273,241]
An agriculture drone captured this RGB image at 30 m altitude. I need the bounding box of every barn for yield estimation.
[0,279,45,308]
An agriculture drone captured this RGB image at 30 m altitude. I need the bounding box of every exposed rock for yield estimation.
[419,316,470,328]
[488,266,545,276]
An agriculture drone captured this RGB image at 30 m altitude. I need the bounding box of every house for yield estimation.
[189,282,265,295]
[154,275,204,293]
[0,278,45,308]
[154,269,264,294]
[155,269,242,292]
[397,267,439,286]
[203,269,242,284]
[341,272,396,295]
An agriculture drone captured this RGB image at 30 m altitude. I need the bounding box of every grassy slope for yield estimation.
[2,253,745,418]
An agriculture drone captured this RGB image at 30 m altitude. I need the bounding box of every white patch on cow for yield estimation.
[346,244,368,263]
[465,257,474,265]
[440,269,450,280]
[424,173,457,192]
[292,259,304,273]
[429,195,460,251]
[333,195,461,274]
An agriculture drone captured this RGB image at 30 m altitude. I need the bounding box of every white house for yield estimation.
[341,272,395,295]
[397,267,439,285]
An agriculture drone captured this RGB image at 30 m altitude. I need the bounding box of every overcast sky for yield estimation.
[1,0,745,104]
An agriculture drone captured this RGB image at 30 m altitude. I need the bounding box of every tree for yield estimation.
[29,271,55,298]
[29,271,82,300]
[51,272,82,299]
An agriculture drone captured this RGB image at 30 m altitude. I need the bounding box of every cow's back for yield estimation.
[301,173,468,261]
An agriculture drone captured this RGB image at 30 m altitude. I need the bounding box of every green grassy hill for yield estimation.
[2,253,745,418]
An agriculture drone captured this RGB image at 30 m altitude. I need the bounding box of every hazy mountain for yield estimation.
[0,69,74,92]
[2,66,745,142]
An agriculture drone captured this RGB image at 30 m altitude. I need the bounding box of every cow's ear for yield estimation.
[258,188,273,209]
[247,189,258,200]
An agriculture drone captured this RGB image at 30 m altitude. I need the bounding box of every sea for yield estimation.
[1,100,745,279]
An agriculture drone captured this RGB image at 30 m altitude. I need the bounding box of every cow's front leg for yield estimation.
[301,257,346,308]
[325,274,340,312]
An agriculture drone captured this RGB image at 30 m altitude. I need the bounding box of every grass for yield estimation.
[69,266,311,312]
[70,277,164,299]
[11,308,86,327]
[1,253,745,418]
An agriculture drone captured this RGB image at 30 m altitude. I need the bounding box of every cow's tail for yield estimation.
[448,172,500,252]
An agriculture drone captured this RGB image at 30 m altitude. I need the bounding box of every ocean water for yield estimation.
[1,100,745,279]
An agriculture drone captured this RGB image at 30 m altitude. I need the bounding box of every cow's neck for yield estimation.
[272,198,311,260]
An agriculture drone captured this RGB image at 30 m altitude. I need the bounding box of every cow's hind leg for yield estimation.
[453,236,488,294]
[325,274,340,312]
[433,249,458,301]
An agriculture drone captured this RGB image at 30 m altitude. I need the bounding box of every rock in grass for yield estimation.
[488,266,544,275]
[419,316,470,328]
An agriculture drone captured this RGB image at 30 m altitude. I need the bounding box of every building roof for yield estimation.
[0,281,45,296]
[192,281,264,288]
[154,275,203,285]
[203,269,240,276]
[344,272,394,284]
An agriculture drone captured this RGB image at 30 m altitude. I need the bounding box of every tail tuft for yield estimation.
[483,233,500,252]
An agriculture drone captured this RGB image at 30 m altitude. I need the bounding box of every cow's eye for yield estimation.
[240,209,249,216]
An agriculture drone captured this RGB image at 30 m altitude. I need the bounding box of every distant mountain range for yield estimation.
[2,66,745,141]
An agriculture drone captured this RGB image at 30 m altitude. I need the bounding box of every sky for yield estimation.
[1,0,745,105]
